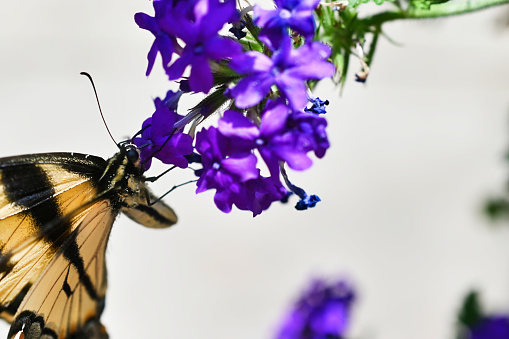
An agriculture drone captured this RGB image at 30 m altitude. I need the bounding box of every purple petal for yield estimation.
[202,0,238,34]
[287,60,335,80]
[276,75,308,110]
[189,56,213,93]
[218,111,259,140]
[221,154,259,182]
[205,37,242,60]
[253,6,276,26]
[260,103,290,137]
[167,54,191,81]
[230,51,273,74]
[230,74,273,108]
[134,12,158,33]
[157,34,175,69]
[288,15,315,38]
[276,146,313,170]
[145,41,159,76]
[214,188,235,213]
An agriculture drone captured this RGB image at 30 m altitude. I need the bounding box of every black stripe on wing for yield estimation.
[0,153,106,251]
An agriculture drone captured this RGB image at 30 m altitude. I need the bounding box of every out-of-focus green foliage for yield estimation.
[458,291,483,330]
[316,0,509,91]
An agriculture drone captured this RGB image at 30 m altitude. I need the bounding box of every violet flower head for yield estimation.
[160,0,242,93]
[194,126,260,213]
[218,105,315,178]
[229,36,335,110]
[276,279,356,339]
[133,103,193,170]
[469,316,509,339]
[254,0,320,49]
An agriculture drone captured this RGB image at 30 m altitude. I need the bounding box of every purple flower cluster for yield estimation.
[134,0,335,215]
[469,316,509,339]
[195,99,328,215]
[229,36,334,111]
[275,279,356,339]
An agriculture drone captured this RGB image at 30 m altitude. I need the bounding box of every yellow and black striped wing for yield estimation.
[0,146,178,339]
[0,153,113,338]
[7,200,113,339]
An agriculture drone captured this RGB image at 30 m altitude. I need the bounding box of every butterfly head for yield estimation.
[117,142,144,173]
[123,143,140,165]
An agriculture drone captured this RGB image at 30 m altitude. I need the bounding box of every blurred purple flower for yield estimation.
[229,36,335,110]
[133,95,193,170]
[469,316,509,339]
[254,0,320,49]
[276,279,355,339]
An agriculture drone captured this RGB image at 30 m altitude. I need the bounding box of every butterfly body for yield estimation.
[0,144,177,338]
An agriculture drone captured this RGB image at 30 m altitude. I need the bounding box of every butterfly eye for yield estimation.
[126,146,139,163]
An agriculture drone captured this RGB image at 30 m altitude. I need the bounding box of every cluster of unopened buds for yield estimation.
[132,0,335,216]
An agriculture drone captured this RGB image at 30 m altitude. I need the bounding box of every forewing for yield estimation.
[0,153,105,322]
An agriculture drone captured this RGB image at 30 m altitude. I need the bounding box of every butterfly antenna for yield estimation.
[80,72,117,146]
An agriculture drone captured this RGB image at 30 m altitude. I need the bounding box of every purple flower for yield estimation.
[229,36,335,110]
[235,176,287,216]
[133,99,193,170]
[469,316,509,339]
[159,0,241,93]
[218,105,314,178]
[254,0,320,49]
[288,110,329,158]
[275,279,355,339]
[154,89,183,111]
[195,118,289,216]
[135,0,177,76]
[195,126,260,213]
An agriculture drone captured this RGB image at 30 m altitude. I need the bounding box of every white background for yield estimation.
[0,1,509,338]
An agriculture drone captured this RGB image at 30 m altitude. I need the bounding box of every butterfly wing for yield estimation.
[0,153,112,338]
[7,199,114,339]
[0,149,178,338]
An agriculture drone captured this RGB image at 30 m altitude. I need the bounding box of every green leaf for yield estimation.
[457,291,483,329]
[349,0,392,8]
[409,0,450,10]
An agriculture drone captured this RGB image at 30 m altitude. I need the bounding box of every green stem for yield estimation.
[361,0,509,26]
